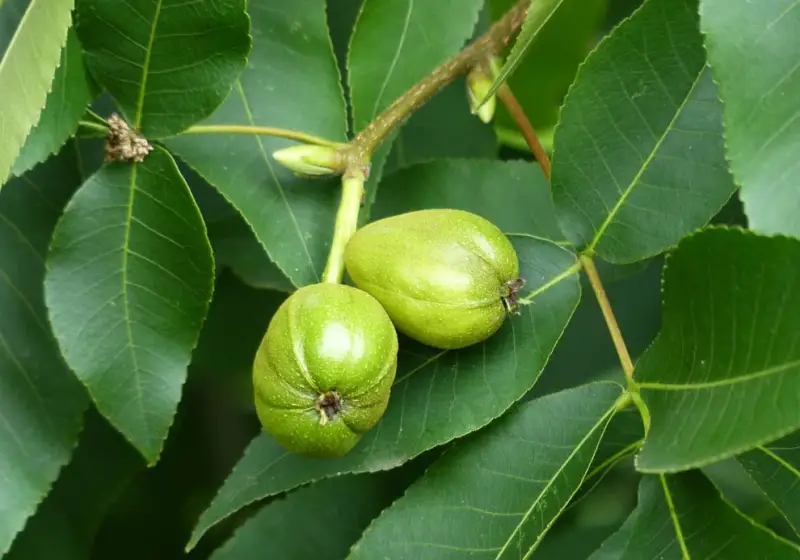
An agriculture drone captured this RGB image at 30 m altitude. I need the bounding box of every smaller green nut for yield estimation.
[344,208,524,350]
[252,283,398,458]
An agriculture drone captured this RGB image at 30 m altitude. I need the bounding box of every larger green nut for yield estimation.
[344,208,523,350]
[252,283,398,458]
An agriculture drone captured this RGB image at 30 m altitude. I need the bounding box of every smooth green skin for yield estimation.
[344,209,520,350]
[252,283,398,458]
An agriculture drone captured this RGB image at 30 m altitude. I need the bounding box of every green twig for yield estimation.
[345,0,530,166]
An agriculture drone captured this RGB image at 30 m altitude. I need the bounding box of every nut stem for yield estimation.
[322,168,367,284]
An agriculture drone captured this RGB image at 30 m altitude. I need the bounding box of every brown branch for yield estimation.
[496,83,551,180]
[579,254,635,385]
[346,0,530,166]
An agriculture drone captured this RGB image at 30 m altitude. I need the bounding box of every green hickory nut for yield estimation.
[252,283,399,458]
[344,208,525,351]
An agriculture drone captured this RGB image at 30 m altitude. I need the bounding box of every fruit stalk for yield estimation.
[322,167,367,284]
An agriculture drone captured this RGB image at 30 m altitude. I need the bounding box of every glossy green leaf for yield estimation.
[635,228,800,472]
[589,471,800,559]
[551,0,736,263]
[167,0,347,288]
[11,28,95,177]
[0,144,88,556]
[0,0,75,187]
[372,159,564,242]
[186,235,581,550]
[348,382,622,559]
[75,0,251,137]
[346,0,483,132]
[44,146,215,464]
[738,431,800,536]
[481,0,566,103]
[489,0,608,133]
[700,0,800,238]
[6,408,143,560]
[384,78,497,174]
[211,471,412,560]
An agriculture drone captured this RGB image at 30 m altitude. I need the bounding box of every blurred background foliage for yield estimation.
[37,1,775,558]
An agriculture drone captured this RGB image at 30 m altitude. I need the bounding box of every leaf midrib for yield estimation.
[495,402,617,559]
[659,474,692,558]
[134,0,164,128]
[637,357,800,391]
[587,66,706,253]
[368,0,413,122]
[235,81,317,283]
[122,163,150,454]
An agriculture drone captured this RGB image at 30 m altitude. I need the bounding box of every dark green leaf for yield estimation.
[44,146,215,464]
[348,382,622,559]
[207,214,295,293]
[346,0,483,132]
[551,0,736,263]
[11,27,95,177]
[0,143,88,555]
[6,408,143,560]
[0,0,75,186]
[372,159,564,241]
[700,0,800,237]
[189,270,287,408]
[76,0,251,137]
[211,472,410,560]
[186,235,581,550]
[167,0,347,288]
[184,164,293,292]
[383,78,498,174]
[738,431,800,536]
[589,471,800,559]
[489,0,608,133]
[635,227,800,472]
[569,407,644,508]
[481,0,566,103]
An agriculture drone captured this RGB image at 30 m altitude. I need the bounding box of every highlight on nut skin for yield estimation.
[252,283,398,458]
